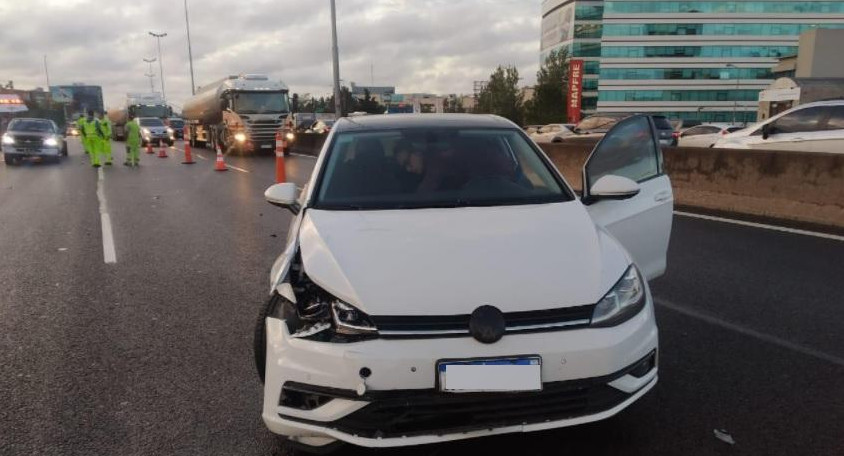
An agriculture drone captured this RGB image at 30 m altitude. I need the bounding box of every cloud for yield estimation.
[0,0,541,109]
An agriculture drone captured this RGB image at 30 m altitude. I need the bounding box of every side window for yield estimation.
[584,115,660,190]
[681,126,703,137]
[771,107,825,134]
[822,106,844,131]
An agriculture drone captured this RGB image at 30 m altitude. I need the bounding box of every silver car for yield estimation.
[138,117,175,146]
[1,118,67,165]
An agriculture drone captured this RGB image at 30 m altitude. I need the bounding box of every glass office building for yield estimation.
[541,0,605,112]
[541,1,844,122]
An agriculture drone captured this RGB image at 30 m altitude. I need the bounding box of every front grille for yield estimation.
[282,380,628,439]
[11,135,44,146]
[246,120,282,143]
[371,305,595,338]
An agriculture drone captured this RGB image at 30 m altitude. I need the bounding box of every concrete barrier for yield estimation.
[540,143,844,229]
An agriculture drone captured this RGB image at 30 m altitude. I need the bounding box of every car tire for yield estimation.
[62,144,68,156]
[254,293,282,384]
[4,155,16,165]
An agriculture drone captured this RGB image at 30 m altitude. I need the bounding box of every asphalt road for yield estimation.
[1,139,842,456]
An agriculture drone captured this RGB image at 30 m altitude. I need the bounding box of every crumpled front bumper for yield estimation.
[261,296,659,448]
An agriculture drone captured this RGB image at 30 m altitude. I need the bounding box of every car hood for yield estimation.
[298,202,629,316]
[8,131,53,139]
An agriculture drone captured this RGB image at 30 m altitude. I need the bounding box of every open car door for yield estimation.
[582,115,673,280]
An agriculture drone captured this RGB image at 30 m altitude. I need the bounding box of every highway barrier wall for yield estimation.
[540,143,844,229]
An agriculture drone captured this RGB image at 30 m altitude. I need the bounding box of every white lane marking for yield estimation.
[289,153,317,159]
[96,168,117,264]
[655,298,844,368]
[226,163,250,173]
[674,211,844,242]
[174,147,208,160]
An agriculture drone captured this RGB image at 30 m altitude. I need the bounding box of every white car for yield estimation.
[677,123,744,148]
[529,123,574,143]
[256,114,673,451]
[714,100,844,152]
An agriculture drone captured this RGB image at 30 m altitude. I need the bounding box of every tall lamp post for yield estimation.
[184,0,196,95]
[149,31,168,100]
[143,57,157,93]
[330,0,342,120]
[726,63,739,124]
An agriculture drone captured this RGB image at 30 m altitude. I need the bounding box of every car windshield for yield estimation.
[574,116,621,133]
[169,119,184,128]
[314,128,572,210]
[139,118,164,127]
[233,92,289,114]
[9,119,53,132]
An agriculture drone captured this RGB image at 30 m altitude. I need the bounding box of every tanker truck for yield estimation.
[108,93,172,141]
[182,74,290,154]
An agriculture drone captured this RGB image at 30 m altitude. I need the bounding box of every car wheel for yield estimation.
[4,155,16,165]
[254,293,282,384]
[62,144,68,156]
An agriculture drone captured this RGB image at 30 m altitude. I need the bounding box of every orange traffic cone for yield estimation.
[182,127,195,164]
[146,141,154,154]
[214,145,228,172]
[157,139,168,158]
[274,131,286,183]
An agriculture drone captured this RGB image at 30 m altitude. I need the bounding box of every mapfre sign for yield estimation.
[567,60,584,123]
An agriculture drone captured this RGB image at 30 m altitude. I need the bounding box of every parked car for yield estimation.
[138,117,174,146]
[529,123,575,143]
[714,100,844,152]
[1,117,67,164]
[308,119,335,134]
[256,113,673,452]
[167,117,185,139]
[677,123,744,148]
[570,113,676,146]
[524,124,543,135]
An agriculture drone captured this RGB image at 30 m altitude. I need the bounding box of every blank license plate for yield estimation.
[261,144,272,149]
[438,357,541,392]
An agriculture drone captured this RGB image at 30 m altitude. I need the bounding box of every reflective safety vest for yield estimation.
[80,118,99,138]
[126,119,141,146]
[99,119,112,138]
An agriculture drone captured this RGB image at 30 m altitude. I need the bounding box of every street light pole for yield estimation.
[184,0,196,95]
[144,57,157,93]
[149,31,168,100]
[330,0,342,120]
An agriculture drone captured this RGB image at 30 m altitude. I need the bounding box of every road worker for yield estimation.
[79,110,101,167]
[77,112,92,160]
[124,114,141,167]
[98,111,113,165]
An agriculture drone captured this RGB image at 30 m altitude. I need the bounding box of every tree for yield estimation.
[443,97,466,113]
[357,88,385,114]
[291,93,300,113]
[475,65,523,125]
[524,48,570,125]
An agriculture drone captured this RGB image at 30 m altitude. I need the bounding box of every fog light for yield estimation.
[234,133,247,142]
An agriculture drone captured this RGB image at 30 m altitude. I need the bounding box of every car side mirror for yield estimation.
[587,175,641,202]
[264,183,300,214]
[761,123,771,140]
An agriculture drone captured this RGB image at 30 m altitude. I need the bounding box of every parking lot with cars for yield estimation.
[1,128,842,455]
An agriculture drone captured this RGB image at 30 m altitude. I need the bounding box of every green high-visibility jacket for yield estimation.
[126,120,141,147]
[99,118,112,139]
[80,117,99,138]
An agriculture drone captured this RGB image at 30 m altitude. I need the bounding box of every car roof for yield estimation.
[10,117,51,122]
[799,99,844,108]
[333,114,516,133]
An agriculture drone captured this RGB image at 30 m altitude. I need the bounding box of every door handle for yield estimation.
[654,191,671,202]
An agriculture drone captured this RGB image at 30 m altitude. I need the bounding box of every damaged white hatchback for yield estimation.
[256,114,673,451]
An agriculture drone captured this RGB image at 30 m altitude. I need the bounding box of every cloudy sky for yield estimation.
[0,0,543,110]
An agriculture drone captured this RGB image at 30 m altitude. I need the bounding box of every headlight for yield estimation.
[591,265,646,327]
[2,134,14,145]
[286,284,378,342]
[234,132,247,142]
[142,128,151,135]
[44,137,59,147]
[166,127,174,133]
[285,132,295,141]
